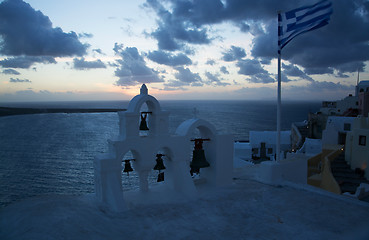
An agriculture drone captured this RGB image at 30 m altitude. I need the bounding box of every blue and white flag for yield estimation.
[278,0,333,53]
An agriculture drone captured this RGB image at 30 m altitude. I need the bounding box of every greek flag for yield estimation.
[278,0,333,53]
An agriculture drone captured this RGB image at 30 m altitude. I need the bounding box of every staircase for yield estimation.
[331,152,369,194]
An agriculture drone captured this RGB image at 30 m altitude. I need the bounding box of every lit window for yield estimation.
[359,135,366,146]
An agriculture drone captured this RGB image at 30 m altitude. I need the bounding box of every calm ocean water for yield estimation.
[0,100,320,207]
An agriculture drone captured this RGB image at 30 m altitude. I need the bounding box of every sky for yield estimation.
[0,0,368,102]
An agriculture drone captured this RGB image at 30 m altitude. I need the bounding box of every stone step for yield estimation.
[333,172,361,179]
[335,177,366,185]
[331,163,351,170]
[332,158,346,163]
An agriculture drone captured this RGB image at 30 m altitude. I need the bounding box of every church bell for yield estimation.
[190,138,210,174]
[123,159,134,175]
[154,154,166,182]
[139,112,150,131]
[154,154,166,171]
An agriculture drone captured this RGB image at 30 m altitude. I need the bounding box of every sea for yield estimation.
[0,100,321,208]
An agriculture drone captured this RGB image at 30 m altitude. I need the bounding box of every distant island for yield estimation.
[0,107,126,117]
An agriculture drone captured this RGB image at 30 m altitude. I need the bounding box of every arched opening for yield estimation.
[175,119,217,184]
[121,150,140,191]
[120,148,172,192]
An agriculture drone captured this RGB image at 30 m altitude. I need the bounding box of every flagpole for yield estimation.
[277,10,282,162]
[277,50,281,161]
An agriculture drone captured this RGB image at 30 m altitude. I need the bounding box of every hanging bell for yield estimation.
[157,172,165,182]
[154,154,166,171]
[190,138,210,173]
[190,149,210,169]
[139,112,149,131]
[123,160,134,175]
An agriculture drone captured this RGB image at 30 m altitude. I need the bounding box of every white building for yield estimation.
[297,138,322,156]
[320,94,358,116]
[355,80,369,96]
[249,130,291,160]
[322,116,355,146]
[345,116,369,180]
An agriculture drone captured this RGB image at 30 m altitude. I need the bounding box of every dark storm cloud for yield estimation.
[146,0,369,78]
[251,0,369,75]
[9,77,31,83]
[145,0,211,51]
[0,56,56,69]
[73,58,106,70]
[205,72,230,86]
[2,69,20,75]
[282,63,313,82]
[113,43,163,86]
[147,50,192,66]
[145,0,297,51]
[220,66,229,74]
[0,0,88,57]
[222,46,246,62]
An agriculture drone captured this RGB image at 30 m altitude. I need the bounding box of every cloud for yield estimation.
[145,0,211,51]
[164,66,203,88]
[145,0,296,52]
[78,32,93,38]
[0,56,56,69]
[113,44,164,86]
[220,66,229,74]
[9,77,31,83]
[0,0,88,57]
[307,80,353,92]
[93,49,104,55]
[174,67,203,86]
[233,80,354,101]
[147,50,192,66]
[248,73,275,84]
[205,72,230,86]
[146,0,369,79]
[282,63,314,82]
[237,59,268,76]
[222,46,246,62]
[235,59,275,83]
[0,89,132,102]
[206,59,216,65]
[73,58,106,70]
[251,0,369,76]
[2,69,20,75]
